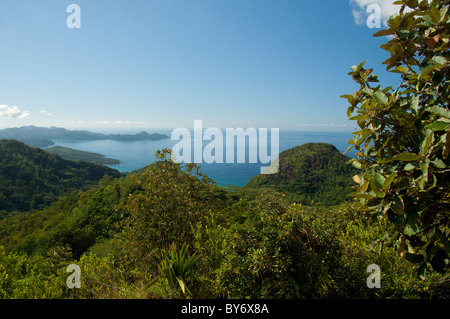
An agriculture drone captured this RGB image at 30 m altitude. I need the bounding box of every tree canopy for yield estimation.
[343,0,449,275]
[245,143,358,206]
[0,139,122,217]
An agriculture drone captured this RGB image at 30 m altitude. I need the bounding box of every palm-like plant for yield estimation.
[158,243,199,297]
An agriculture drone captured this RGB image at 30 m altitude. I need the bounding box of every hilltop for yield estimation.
[245,143,358,206]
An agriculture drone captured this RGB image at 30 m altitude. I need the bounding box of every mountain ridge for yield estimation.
[0,125,170,147]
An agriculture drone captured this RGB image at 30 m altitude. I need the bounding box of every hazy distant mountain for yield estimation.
[0,126,170,147]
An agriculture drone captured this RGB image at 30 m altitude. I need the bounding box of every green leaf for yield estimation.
[374,91,389,106]
[350,61,366,72]
[427,106,450,119]
[443,132,450,159]
[420,160,429,176]
[391,196,405,215]
[428,6,441,23]
[355,193,377,200]
[176,277,189,295]
[416,175,426,190]
[422,15,433,25]
[431,158,445,168]
[410,96,419,111]
[382,171,397,190]
[392,153,421,161]
[352,174,361,184]
[373,173,385,189]
[343,145,354,155]
[431,55,447,66]
[418,64,437,80]
[351,160,362,169]
[404,0,418,9]
[340,94,355,105]
[404,223,419,236]
[424,121,448,131]
[362,87,374,96]
[420,130,434,156]
[404,162,419,171]
[373,29,394,37]
[439,6,449,23]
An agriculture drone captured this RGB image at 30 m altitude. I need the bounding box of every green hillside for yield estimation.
[245,143,358,206]
[0,148,446,299]
[0,139,122,217]
[45,146,121,165]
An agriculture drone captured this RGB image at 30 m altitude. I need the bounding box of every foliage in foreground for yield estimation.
[343,0,449,275]
[0,149,448,299]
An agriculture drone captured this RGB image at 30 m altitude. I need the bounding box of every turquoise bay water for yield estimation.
[50,130,355,187]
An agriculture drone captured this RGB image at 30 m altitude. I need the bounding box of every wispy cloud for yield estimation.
[40,110,52,116]
[0,104,30,119]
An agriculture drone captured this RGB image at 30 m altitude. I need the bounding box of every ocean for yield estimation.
[49,130,356,187]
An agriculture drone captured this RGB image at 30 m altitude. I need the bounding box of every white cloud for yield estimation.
[349,0,405,27]
[115,120,147,125]
[40,110,52,116]
[0,104,30,119]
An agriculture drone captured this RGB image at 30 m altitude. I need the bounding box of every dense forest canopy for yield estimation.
[0,148,448,299]
[0,139,122,217]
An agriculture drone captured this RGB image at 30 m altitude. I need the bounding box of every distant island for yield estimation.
[0,125,170,147]
[45,146,122,165]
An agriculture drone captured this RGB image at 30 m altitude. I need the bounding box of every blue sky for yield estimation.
[0,0,404,131]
